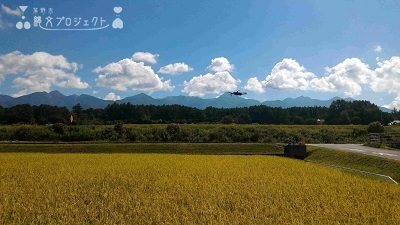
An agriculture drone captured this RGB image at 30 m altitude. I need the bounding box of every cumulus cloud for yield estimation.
[245,58,375,97]
[182,57,239,97]
[131,52,159,64]
[1,4,22,16]
[244,55,400,108]
[104,92,121,101]
[370,56,400,94]
[94,58,173,93]
[263,58,315,90]
[244,58,315,93]
[158,62,193,75]
[310,58,372,97]
[182,71,239,97]
[0,51,89,97]
[244,77,264,93]
[374,45,382,53]
[370,56,400,109]
[207,57,234,72]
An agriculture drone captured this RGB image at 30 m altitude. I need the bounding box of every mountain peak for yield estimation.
[217,92,233,98]
[135,93,151,98]
[50,90,61,94]
[49,90,65,98]
[296,96,311,100]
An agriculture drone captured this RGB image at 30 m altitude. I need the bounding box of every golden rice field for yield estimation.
[0,153,399,224]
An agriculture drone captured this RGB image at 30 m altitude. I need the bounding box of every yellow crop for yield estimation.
[0,153,399,224]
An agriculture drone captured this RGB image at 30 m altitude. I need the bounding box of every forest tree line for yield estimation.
[0,99,396,125]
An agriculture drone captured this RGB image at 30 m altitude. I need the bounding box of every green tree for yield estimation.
[72,103,84,123]
[34,104,70,124]
[0,106,4,123]
[367,121,384,133]
[4,104,35,124]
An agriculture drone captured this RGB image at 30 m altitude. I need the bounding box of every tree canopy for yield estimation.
[0,100,393,125]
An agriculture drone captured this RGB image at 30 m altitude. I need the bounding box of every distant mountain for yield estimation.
[118,92,262,109]
[159,95,207,108]
[0,94,13,106]
[379,107,391,113]
[118,93,158,105]
[262,96,354,108]
[210,93,261,108]
[0,90,392,112]
[0,91,113,109]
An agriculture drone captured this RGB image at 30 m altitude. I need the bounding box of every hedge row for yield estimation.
[0,124,371,143]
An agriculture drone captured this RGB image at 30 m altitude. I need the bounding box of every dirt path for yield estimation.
[309,144,400,161]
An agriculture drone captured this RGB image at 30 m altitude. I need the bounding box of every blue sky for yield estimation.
[1,0,400,108]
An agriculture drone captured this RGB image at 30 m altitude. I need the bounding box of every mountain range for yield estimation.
[0,90,391,112]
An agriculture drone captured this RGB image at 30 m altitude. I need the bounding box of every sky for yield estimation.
[0,0,400,109]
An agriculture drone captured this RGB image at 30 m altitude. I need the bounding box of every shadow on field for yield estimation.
[306,149,315,158]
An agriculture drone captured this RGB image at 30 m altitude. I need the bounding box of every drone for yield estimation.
[227,90,247,96]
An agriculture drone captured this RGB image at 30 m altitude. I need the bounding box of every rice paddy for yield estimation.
[0,152,399,224]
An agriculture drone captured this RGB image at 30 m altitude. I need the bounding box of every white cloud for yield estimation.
[94,58,174,93]
[182,57,239,97]
[370,57,400,109]
[0,19,13,30]
[244,77,265,93]
[374,45,382,53]
[370,57,400,93]
[104,92,121,101]
[92,90,99,95]
[158,62,193,75]
[1,4,22,16]
[245,58,375,97]
[207,57,234,72]
[0,4,22,30]
[245,58,315,93]
[0,51,89,97]
[182,71,239,97]
[310,58,372,97]
[263,58,315,90]
[383,94,400,110]
[370,56,400,109]
[131,52,159,64]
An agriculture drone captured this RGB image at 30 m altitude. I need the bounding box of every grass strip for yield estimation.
[306,145,400,182]
[0,143,284,155]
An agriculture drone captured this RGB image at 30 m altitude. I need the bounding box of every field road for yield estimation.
[309,144,400,161]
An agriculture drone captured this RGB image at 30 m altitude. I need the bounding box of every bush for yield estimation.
[61,126,97,142]
[10,126,30,141]
[0,128,11,140]
[52,123,67,135]
[10,126,56,141]
[166,124,181,141]
[114,123,124,135]
[101,128,119,141]
[125,128,137,142]
[367,121,384,133]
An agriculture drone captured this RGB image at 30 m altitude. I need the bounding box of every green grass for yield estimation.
[306,145,400,182]
[0,143,283,155]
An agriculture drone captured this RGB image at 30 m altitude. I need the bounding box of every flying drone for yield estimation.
[227,90,247,96]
